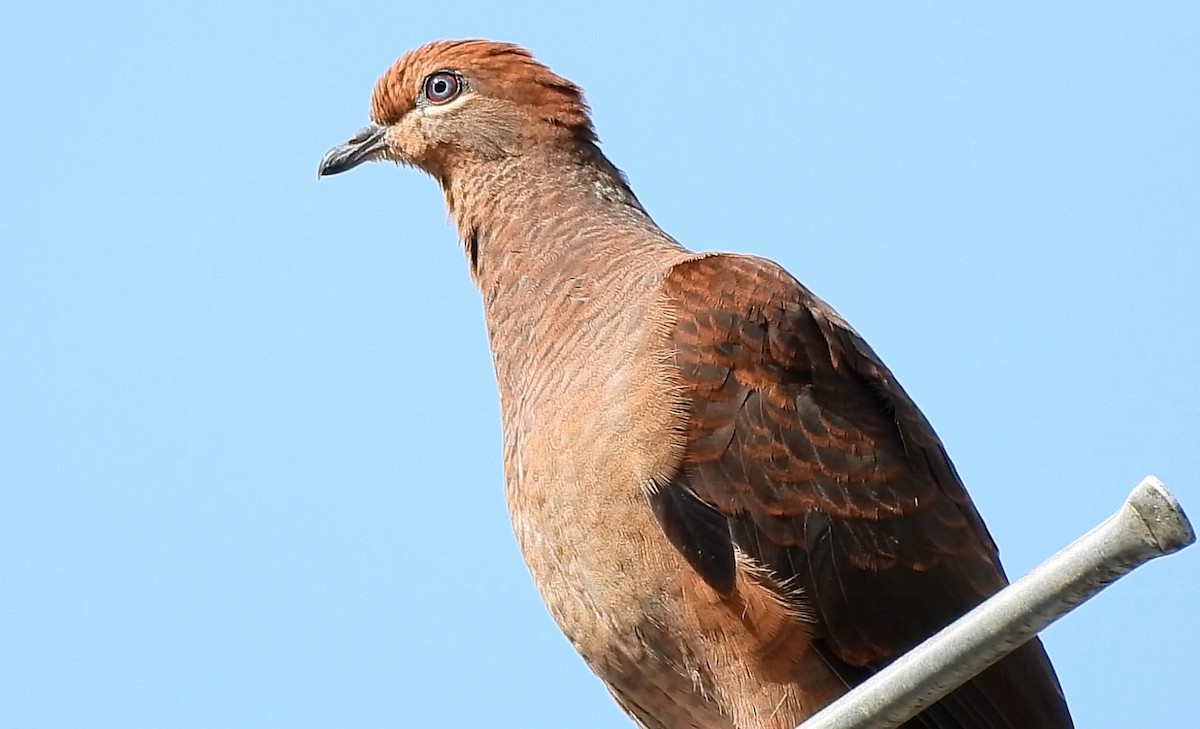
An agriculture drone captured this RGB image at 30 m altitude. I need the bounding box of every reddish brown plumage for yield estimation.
[371,40,596,141]
[321,40,1074,729]
[659,254,1071,723]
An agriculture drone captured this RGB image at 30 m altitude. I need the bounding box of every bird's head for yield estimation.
[318,40,597,183]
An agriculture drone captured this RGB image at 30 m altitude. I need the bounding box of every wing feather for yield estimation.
[655,253,1072,728]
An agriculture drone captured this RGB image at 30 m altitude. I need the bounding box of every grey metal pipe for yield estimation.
[798,475,1194,729]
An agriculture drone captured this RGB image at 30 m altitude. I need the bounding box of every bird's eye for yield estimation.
[423,72,461,104]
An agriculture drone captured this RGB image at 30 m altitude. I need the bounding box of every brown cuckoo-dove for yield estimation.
[319,40,1074,729]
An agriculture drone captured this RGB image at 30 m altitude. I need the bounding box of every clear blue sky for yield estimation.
[2,3,1196,727]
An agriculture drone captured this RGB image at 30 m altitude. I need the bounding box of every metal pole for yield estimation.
[798,475,1194,729]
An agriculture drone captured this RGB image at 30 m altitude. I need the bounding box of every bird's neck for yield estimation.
[438,147,689,410]
[438,147,690,434]
[439,146,680,295]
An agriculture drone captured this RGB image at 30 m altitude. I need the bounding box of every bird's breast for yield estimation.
[493,277,687,647]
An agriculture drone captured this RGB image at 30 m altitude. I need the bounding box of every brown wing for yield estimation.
[654,253,1072,729]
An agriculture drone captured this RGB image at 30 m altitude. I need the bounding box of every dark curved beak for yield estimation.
[318,123,387,177]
